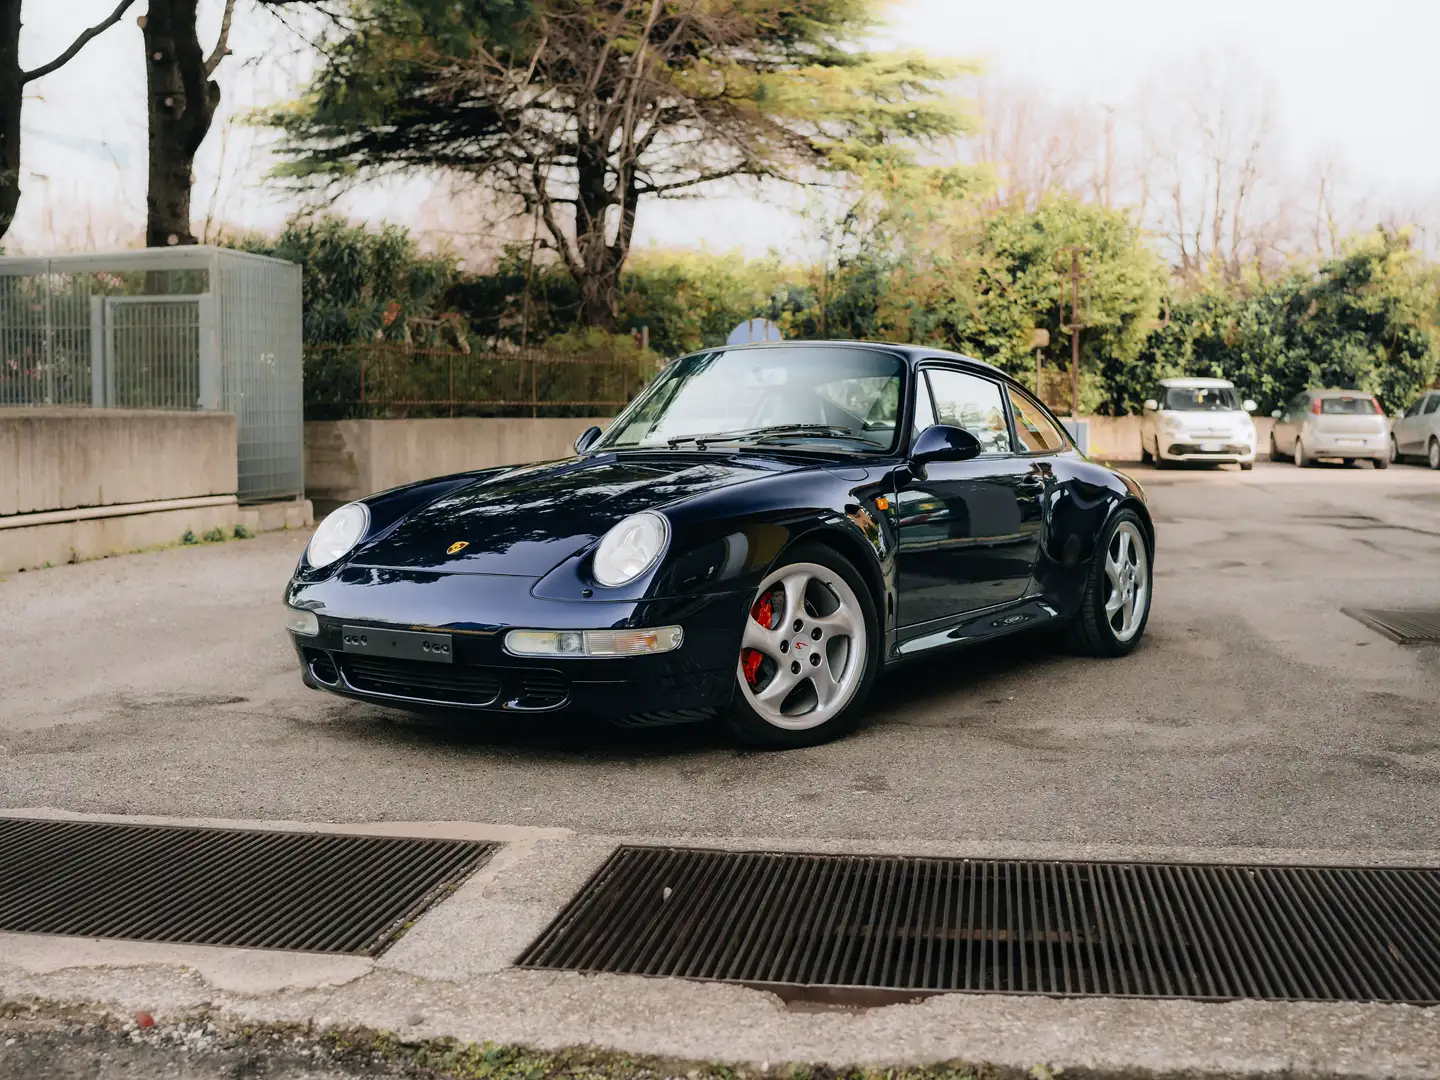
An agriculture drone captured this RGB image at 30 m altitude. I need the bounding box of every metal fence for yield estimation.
[0,248,303,501]
[304,343,656,420]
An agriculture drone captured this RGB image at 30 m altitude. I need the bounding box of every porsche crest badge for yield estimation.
[446,541,469,555]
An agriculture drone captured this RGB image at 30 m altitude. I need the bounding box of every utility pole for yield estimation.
[1056,246,1091,419]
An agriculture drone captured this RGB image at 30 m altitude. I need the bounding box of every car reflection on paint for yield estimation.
[285,341,1155,749]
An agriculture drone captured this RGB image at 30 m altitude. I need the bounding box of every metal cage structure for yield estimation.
[0,247,303,502]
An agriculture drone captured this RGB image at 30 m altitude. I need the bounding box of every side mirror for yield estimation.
[1270,409,1283,419]
[1143,399,1158,412]
[1243,399,1257,413]
[910,424,982,466]
[573,425,603,455]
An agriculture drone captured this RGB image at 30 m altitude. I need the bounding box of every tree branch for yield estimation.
[21,0,138,83]
[205,0,239,76]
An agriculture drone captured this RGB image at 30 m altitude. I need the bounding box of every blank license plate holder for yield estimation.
[342,625,453,663]
[1199,441,1222,452]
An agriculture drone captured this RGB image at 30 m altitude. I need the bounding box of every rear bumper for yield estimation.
[1304,433,1388,459]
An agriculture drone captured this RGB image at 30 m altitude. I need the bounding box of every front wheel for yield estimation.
[1066,511,1153,658]
[1390,434,1400,465]
[725,544,880,749]
[1429,438,1440,471]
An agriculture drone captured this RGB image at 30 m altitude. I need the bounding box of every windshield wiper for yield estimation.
[667,424,867,449]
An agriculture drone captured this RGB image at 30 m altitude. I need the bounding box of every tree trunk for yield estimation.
[0,0,23,244]
[143,0,220,248]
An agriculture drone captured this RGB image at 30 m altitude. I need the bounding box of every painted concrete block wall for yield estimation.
[0,408,238,516]
[305,417,610,509]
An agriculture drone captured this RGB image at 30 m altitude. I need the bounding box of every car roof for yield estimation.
[1159,377,1235,388]
[695,339,1011,381]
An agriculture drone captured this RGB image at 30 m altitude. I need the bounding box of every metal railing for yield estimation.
[304,343,656,420]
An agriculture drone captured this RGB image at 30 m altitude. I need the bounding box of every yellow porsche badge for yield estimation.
[446,541,469,555]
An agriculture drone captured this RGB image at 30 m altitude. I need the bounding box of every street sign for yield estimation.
[727,318,783,345]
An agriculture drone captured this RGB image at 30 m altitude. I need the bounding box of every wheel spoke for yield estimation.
[811,608,856,640]
[1105,590,1125,617]
[1104,555,1123,591]
[780,572,810,628]
[1117,529,1132,567]
[1122,593,1136,632]
[755,666,799,710]
[810,657,841,708]
[742,617,782,659]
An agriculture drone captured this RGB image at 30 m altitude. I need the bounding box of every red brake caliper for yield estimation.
[742,590,776,687]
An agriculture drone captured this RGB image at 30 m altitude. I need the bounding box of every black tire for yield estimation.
[1429,438,1440,471]
[1342,458,1355,467]
[1066,509,1153,658]
[723,542,881,749]
[1374,455,1389,470]
[1390,434,1401,465]
[1269,432,1287,462]
[1140,439,1154,464]
[1239,461,1254,471]
[1294,439,1313,468]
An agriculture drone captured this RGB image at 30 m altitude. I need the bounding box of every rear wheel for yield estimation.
[726,544,880,749]
[1067,511,1152,658]
[1429,438,1440,471]
[1140,440,1153,464]
[1269,431,1287,462]
[1294,439,1313,468]
[1239,461,1254,471]
[1374,454,1389,470]
[1342,458,1355,467]
[1390,434,1401,465]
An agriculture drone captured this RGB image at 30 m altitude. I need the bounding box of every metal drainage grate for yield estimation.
[0,818,495,955]
[1343,608,1440,645]
[519,846,1440,1005]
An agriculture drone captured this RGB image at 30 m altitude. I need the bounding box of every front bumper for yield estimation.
[1161,439,1255,463]
[286,567,746,724]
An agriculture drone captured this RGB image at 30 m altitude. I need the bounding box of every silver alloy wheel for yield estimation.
[737,561,867,731]
[1430,439,1440,471]
[1103,521,1150,644]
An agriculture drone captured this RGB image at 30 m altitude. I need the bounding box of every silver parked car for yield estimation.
[1270,389,1389,468]
[1390,390,1440,469]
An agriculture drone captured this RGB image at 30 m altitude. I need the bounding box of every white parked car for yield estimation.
[1140,378,1258,470]
[1270,389,1390,469]
[1390,389,1440,469]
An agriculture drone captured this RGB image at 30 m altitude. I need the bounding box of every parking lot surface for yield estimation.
[2,460,1439,1077]
[3,460,1438,854]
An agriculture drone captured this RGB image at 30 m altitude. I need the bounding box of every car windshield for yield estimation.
[597,346,905,452]
[1320,395,1381,414]
[1163,385,1244,408]
[1163,386,1240,411]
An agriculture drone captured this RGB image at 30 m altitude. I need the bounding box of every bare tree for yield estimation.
[0,0,137,244]
[142,0,238,247]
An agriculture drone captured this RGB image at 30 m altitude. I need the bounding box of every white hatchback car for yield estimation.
[1270,389,1390,468]
[1391,389,1440,469]
[1140,378,1258,469]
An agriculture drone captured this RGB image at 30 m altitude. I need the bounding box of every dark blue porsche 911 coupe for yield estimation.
[285,341,1153,748]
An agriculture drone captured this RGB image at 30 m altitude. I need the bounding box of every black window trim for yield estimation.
[911,359,1073,460]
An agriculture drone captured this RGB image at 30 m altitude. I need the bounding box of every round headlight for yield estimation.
[307,501,370,569]
[592,512,669,587]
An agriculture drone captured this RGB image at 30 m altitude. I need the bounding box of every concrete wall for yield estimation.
[305,417,609,510]
[0,408,238,516]
[1084,415,1277,462]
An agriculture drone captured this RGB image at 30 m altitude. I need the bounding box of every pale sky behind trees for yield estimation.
[9,0,1439,261]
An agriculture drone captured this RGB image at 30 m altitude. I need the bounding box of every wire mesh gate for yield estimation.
[0,248,302,501]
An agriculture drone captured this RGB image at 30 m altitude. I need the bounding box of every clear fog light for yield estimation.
[505,626,683,657]
[285,607,319,636]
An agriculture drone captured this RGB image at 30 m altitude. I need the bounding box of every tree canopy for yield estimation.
[265,0,970,325]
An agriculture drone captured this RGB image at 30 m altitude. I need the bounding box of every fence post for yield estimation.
[531,357,537,419]
[449,350,454,419]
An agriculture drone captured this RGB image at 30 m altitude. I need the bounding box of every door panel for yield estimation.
[895,368,1047,627]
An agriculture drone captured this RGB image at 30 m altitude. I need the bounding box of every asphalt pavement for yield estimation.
[2,458,1439,1077]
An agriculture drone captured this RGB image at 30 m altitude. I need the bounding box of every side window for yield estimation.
[924,369,1012,455]
[1007,387,1069,452]
[1405,396,1426,418]
[1424,395,1440,416]
[912,372,937,438]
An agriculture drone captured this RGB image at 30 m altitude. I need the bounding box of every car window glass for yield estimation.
[1424,395,1440,416]
[913,372,937,437]
[1320,395,1382,415]
[1405,397,1426,417]
[1163,386,1240,411]
[925,369,1011,454]
[1007,387,1068,452]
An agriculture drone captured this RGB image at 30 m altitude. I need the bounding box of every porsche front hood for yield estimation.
[348,453,791,576]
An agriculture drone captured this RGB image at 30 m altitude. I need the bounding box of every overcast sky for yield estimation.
[9,0,1439,256]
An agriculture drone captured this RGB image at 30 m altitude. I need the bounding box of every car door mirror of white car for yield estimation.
[1143,399,1158,411]
[1243,399,1257,412]
[1270,409,1283,419]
